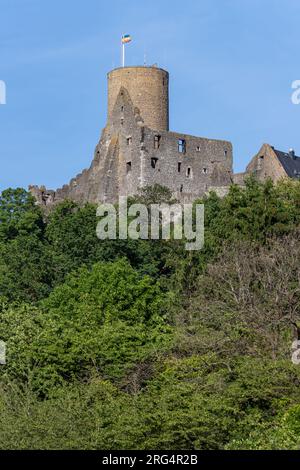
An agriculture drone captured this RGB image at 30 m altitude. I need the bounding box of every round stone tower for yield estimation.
[107,66,169,131]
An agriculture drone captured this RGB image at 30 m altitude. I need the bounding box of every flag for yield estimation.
[122,34,132,44]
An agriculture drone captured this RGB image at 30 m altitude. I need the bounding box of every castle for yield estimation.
[29,65,300,207]
[234,144,300,184]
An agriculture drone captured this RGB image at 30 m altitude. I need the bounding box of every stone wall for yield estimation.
[129,127,232,198]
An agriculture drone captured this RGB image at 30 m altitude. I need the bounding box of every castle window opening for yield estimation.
[224,149,228,156]
[178,162,182,173]
[180,184,183,193]
[126,162,132,173]
[196,146,201,152]
[121,106,124,112]
[127,137,132,146]
[178,139,186,154]
[203,168,208,174]
[186,167,192,178]
[154,135,161,149]
[151,157,159,169]
[121,118,124,126]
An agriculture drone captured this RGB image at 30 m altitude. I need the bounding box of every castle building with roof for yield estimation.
[234,144,300,184]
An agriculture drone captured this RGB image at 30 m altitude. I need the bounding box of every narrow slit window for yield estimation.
[151,157,158,169]
[196,146,201,152]
[203,168,207,175]
[127,137,132,146]
[180,184,183,193]
[178,139,186,154]
[178,162,182,173]
[126,162,132,173]
[154,135,161,149]
[224,149,228,156]
[186,167,192,178]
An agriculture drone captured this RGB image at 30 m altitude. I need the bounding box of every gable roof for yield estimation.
[273,148,300,178]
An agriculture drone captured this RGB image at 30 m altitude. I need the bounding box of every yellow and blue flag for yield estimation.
[122,34,132,44]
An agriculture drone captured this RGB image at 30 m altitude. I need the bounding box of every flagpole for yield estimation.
[121,35,131,67]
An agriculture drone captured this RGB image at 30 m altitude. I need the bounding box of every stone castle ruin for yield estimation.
[29,66,233,206]
[29,65,300,207]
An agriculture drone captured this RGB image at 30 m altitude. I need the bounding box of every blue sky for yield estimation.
[1,0,300,191]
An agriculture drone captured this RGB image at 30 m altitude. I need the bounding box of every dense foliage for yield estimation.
[1,178,300,449]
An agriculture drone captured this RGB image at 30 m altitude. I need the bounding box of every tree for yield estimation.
[0,188,44,242]
[27,259,172,392]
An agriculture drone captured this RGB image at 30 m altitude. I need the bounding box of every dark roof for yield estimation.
[273,148,300,178]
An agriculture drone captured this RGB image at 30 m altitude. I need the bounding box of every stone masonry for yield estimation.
[29,65,233,206]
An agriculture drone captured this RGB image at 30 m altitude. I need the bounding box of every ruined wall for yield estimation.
[106,83,233,202]
[123,127,233,200]
[232,172,246,186]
